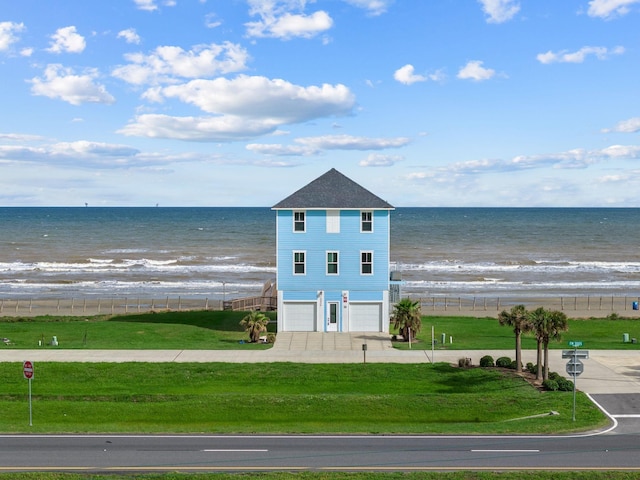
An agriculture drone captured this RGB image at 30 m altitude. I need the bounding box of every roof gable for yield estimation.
[272,168,394,209]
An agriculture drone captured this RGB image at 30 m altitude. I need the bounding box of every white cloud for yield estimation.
[46,26,86,54]
[154,75,355,121]
[537,45,624,64]
[587,0,640,19]
[457,60,495,81]
[0,140,141,167]
[20,47,33,57]
[246,143,314,156]
[30,64,115,105]
[246,0,333,39]
[478,0,520,23]
[118,114,279,141]
[393,64,426,85]
[205,13,222,28]
[359,153,404,167]
[119,76,355,141]
[248,134,410,156]
[112,42,249,85]
[296,134,410,150]
[603,117,640,133]
[342,0,392,16]
[117,28,141,44]
[0,21,25,51]
[133,0,158,11]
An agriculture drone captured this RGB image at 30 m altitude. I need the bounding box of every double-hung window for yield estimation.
[327,251,339,275]
[293,251,306,275]
[361,251,373,275]
[361,211,373,232]
[294,211,305,232]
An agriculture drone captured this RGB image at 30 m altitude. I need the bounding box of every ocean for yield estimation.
[1,207,639,302]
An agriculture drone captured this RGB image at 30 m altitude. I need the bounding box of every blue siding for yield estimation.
[276,209,389,294]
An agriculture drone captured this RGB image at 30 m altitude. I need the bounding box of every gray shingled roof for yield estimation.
[272,168,394,209]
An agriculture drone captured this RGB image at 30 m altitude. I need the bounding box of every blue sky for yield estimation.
[1,0,639,207]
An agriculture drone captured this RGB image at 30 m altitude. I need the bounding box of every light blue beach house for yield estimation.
[272,168,395,332]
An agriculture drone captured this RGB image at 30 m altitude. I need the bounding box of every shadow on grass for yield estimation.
[429,362,517,393]
[107,310,277,333]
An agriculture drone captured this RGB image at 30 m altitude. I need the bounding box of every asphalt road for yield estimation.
[2,427,640,473]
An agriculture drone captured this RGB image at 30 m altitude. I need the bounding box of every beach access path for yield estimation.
[2,332,640,395]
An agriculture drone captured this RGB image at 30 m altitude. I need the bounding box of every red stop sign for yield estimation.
[23,360,34,380]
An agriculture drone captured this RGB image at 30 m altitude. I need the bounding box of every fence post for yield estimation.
[29,298,33,313]
[472,297,476,311]
[71,298,74,313]
[205,298,209,310]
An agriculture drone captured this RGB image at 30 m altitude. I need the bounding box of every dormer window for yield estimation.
[361,211,373,232]
[294,211,305,232]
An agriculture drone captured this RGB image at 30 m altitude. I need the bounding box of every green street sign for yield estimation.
[568,341,583,347]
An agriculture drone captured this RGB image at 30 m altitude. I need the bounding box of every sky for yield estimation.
[1,0,639,207]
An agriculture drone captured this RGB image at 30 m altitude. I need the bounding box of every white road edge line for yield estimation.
[471,450,539,453]
[203,449,268,452]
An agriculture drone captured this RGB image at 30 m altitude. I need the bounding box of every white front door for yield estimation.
[327,302,339,331]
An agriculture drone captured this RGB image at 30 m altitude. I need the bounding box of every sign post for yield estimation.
[562,342,589,422]
[23,360,34,426]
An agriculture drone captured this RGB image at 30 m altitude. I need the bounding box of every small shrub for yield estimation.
[542,379,559,391]
[557,378,574,391]
[479,355,494,367]
[526,362,536,374]
[495,356,512,368]
[607,312,621,321]
[509,360,522,370]
[458,357,472,368]
[549,371,562,381]
[266,332,277,344]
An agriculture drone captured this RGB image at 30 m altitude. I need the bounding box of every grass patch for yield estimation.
[0,362,607,434]
[0,310,276,349]
[393,315,640,350]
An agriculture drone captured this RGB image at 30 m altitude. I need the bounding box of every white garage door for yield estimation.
[349,303,382,332]
[283,302,316,331]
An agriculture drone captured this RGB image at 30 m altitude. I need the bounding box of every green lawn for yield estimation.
[0,310,276,350]
[393,315,640,350]
[0,362,606,435]
[2,310,639,351]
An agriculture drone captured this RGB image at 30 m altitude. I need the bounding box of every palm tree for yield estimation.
[240,311,270,343]
[498,304,530,373]
[528,307,548,383]
[542,310,569,381]
[391,298,422,342]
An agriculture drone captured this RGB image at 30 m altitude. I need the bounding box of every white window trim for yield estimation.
[360,250,373,275]
[293,250,306,275]
[360,210,373,233]
[326,250,339,275]
[293,210,306,233]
